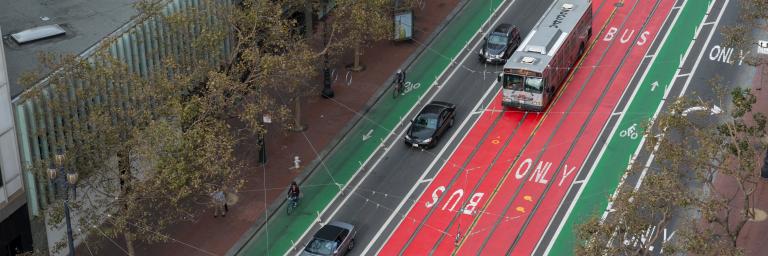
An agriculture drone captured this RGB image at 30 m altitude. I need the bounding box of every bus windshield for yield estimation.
[503,75,524,90]
[525,77,543,93]
[504,74,543,93]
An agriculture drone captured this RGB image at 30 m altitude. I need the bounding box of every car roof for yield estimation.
[314,223,348,241]
[493,23,514,34]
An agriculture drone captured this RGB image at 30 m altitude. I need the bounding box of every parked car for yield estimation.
[478,23,522,64]
[301,221,355,256]
[404,101,456,149]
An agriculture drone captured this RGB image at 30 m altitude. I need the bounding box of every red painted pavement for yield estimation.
[465,0,675,254]
[380,0,679,254]
[450,0,628,253]
[399,102,528,255]
[512,1,674,254]
[378,93,511,254]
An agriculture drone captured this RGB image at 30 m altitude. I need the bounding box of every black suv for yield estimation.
[478,23,522,64]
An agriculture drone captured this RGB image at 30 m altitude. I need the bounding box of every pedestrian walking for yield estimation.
[212,189,227,217]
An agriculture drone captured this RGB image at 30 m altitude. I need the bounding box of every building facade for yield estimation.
[0,27,32,256]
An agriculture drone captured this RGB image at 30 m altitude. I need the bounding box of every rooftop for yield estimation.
[0,0,138,98]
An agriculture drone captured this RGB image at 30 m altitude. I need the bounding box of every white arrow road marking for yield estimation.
[362,129,373,141]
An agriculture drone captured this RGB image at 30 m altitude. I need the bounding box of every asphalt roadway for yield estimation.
[291,0,557,254]
[286,0,750,255]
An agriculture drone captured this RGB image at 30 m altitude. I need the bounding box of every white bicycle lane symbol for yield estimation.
[620,123,639,140]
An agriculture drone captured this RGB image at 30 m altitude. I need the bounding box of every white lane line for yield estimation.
[644,54,655,59]
[541,0,690,254]
[602,0,723,224]
[333,3,525,255]
[286,2,505,250]
[363,83,498,255]
[418,178,434,184]
[372,0,565,253]
[676,73,691,78]
[572,180,585,185]
[634,0,729,205]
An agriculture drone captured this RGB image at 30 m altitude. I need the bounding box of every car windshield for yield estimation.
[305,238,338,255]
[414,113,438,129]
[488,33,507,46]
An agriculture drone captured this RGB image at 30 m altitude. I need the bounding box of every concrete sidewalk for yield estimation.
[84,1,461,255]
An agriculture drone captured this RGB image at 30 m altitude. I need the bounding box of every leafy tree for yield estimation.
[575,84,766,255]
[22,0,319,254]
[322,0,393,71]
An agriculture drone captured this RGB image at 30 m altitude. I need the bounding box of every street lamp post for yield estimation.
[48,153,78,256]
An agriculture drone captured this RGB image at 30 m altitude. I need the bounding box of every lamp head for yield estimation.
[47,168,57,180]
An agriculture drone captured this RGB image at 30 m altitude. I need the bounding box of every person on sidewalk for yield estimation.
[288,181,301,203]
[212,189,228,217]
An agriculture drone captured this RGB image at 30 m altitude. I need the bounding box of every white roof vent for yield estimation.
[11,24,66,44]
[526,46,547,55]
[562,3,574,10]
[521,57,537,64]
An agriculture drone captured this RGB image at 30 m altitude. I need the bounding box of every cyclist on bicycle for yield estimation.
[396,69,406,86]
[288,181,300,203]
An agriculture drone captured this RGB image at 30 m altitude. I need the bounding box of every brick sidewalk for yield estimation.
[713,63,768,256]
[86,1,459,255]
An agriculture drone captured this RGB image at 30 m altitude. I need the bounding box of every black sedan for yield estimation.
[404,101,456,149]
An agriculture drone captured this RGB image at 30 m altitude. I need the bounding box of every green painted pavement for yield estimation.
[236,0,504,254]
[547,0,709,255]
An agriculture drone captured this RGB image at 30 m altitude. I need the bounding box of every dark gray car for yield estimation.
[301,221,356,256]
[478,23,522,64]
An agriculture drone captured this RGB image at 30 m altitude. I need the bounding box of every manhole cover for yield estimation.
[749,208,767,222]
[615,2,624,7]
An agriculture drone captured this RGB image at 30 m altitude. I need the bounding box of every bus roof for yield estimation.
[504,0,590,73]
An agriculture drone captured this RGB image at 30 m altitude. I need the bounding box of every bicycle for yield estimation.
[286,195,299,215]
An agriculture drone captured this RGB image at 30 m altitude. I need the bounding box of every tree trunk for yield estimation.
[304,0,313,38]
[292,97,306,131]
[118,147,136,255]
[125,232,136,256]
[350,43,365,71]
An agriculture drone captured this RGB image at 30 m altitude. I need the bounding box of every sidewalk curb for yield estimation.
[227,0,473,254]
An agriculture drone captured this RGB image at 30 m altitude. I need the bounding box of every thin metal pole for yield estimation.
[64,198,75,256]
[64,169,75,256]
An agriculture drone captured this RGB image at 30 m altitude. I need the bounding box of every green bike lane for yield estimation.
[234,0,505,254]
[546,0,709,255]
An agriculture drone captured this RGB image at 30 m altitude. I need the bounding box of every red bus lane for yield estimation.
[514,0,674,254]
[433,1,619,255]
[400,108,530,255]
[479,1,665,254]
[378,94,519,254]
[421,113,543,254]
[454,0,648,254]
